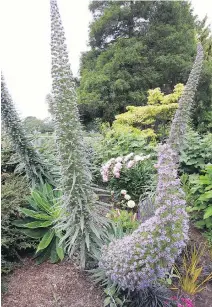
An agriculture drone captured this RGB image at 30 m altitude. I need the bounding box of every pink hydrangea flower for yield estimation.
[115,156,123,163]
[127,160,135,168]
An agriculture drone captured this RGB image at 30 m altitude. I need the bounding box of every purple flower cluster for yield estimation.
[100,144,189,290]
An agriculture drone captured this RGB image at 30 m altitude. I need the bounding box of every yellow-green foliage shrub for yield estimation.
[114,84,184,140]
[99,123,156,162]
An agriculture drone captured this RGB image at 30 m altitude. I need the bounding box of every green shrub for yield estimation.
[108,209,139,233]
[2,132,60,183]
[187,164,212,231]
[112,84,184,142]
[1,135,18,174]
[180,130,212,174]
[1,175,37,274]
[108,160,156,202]
[13,184,64,264]
[99,123,156,162]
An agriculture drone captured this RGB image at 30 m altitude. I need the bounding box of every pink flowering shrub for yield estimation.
[100,153,151,182]
[100,152,155,202]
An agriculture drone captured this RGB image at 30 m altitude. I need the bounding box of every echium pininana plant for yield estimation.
[100,144,189,290]
[1,73,53,187]
[168,43,204,153]
[99,44,204,290]
[50,0,108,267]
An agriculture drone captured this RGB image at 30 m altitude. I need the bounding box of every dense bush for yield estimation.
[180,130,212,174]
[85,126,156,187]
[101,154,156,202]
[108,209,139,234]
[187,164,212,231]
[23,116,54,134]
[1,175,37,273]
[113,84,184,141]
[96,123,155,162]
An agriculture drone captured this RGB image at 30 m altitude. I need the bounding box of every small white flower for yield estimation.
[124,152,134,162]
[111,190,115,195]
[134,155,142,162]
[121,189,127,195]
[127,200,136,208]
[115,156,123,163]
[124,194,131,200]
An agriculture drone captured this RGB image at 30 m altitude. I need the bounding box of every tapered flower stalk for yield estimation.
[100,144,189,290]
[50,0,108,267]
[1,73,53,186]
[168,43,204,153]
[100,44,204,290]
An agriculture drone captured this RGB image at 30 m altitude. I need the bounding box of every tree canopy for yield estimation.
[78,1,197,124]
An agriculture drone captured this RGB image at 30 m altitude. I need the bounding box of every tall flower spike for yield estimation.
[168,43,204,153]
[50,0,108,268]
[1,73,53,187]
[100,44,204,290]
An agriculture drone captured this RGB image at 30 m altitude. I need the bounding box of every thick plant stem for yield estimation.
[1,73,53,187]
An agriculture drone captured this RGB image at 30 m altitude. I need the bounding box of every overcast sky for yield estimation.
[1,0,212,119]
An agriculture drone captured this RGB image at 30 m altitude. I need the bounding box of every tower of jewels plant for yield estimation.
[50,0,108,268]
[1,73,53,187]
[99,43,204,290]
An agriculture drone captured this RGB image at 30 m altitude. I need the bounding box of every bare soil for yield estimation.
[2,259,104,307]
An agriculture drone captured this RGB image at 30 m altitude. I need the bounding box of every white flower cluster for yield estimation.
[120,190,136,208]
[101,153,151,182]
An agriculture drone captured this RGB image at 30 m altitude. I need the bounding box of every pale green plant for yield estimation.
[1,74,54,187]
[50,0,109,268]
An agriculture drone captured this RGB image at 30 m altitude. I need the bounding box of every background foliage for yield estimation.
[78,1,197,124]
[1,175,37,273]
